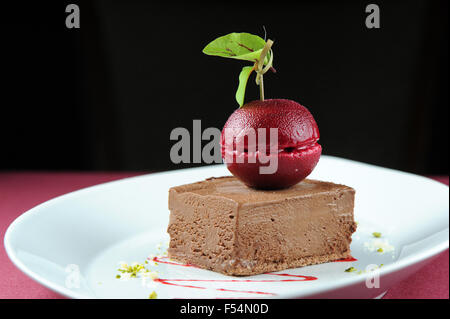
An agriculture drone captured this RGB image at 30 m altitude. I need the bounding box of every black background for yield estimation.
[1,0,448,174]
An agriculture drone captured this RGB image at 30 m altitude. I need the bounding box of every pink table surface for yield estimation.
[0,172,448,299]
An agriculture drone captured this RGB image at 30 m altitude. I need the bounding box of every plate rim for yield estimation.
[4,156,449,299]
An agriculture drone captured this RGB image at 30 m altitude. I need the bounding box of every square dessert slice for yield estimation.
[167,176,356,276]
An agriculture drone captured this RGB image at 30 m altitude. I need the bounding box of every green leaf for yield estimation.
[203,32,267,63]
[203,32,273,106]
[235,66,254,107]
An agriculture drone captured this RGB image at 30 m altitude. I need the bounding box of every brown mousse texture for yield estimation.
[167,176,356,276]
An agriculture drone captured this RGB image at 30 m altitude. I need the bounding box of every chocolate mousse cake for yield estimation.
[167,176,356,276]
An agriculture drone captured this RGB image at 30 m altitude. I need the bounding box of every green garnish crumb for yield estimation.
[372,232,382,238]
[377,248,384,253]
[117,262,146,278]
[149,291,157,299]
[116,260,159,283]
[345,267,357,273]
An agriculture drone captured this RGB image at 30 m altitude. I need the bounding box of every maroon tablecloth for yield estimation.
[0,172,448,299]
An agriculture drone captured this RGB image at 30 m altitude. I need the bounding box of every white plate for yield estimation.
[4,156,449,299]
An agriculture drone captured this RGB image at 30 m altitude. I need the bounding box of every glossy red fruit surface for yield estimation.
[221,99,321,189]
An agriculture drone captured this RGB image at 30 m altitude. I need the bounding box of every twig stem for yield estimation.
[256,39,274,101]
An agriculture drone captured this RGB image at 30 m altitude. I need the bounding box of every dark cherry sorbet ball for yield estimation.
[221,99,321,189]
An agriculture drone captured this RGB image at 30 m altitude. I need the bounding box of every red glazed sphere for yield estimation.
[221,99,321,189]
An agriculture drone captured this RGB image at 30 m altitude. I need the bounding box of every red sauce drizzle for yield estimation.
[333,256,358,262]
[149,256,317,296]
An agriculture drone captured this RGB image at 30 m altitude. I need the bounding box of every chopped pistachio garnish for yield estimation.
[117,262,147,277]
[116,258,160,298]
[345,267,357,272]
[117,258,159,279]
[372,232,382,238]
[377,248,384,253]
